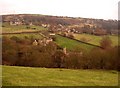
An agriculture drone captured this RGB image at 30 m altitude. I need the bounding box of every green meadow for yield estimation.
[2,33,43,40]
[55,35,96,51]
[2,23,47,33]
[2,65,118,86]
[74,33,118,46]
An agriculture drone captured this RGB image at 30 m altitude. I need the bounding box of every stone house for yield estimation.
[32,40,38,45]
[34,38,53,46]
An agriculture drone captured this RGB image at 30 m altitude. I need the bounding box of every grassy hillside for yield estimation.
[55,35,96,51]
[2,33,43,40]
[74,34,118,46]
[2,23,47,33]
[2,65,118,86]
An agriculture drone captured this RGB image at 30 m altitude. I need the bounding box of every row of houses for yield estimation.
[32,38,53,46]
[41,24,50,28]
[10,20,34,26]
[10,21,23,25]
[32,38,68,55]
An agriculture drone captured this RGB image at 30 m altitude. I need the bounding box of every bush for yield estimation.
[80,37,87,42]
[2,37,18,65]
[51,36,56,41]
[52,50,65,68]
[100,36,112,49]
[10,36,21,43]
[64,52,82,69]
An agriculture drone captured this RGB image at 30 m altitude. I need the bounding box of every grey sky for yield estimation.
[0,0,119,20]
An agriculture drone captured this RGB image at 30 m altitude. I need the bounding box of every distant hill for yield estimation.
[2,14,118,31]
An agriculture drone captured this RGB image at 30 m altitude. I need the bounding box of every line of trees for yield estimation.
[2,36,119,70]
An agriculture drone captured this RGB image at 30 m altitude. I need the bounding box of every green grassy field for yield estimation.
[2,65,118,86]
[2,23,47,33]
[2,33,43,40]
[74,34,118,46]
[55,35,96,51]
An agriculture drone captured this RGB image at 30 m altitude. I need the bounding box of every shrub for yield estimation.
[64,52,82,69]
[80,37,87,42]
[51,36,56,41]
[10,36,21,43]
[100,36,112,49]
[52,50,65,68]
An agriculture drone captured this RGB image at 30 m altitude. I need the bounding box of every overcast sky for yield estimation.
[0,0,119,20]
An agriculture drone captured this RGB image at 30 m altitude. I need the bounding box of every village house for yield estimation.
[10,18,24,25]
[10,21,22,25]
[71,28,83,34]
[41,24,47,28]
[32,40,38,45]
[29,22,33,26]
[49,33,55,36]
[33,38,53,46]
[45,38,53,44]
[58,24,64,28]
[41,24,50,28]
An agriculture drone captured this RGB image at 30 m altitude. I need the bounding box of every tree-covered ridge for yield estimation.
[2,14,118,30]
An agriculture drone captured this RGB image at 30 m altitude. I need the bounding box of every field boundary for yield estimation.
[1,30,41,35]
[1,31,103,49]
